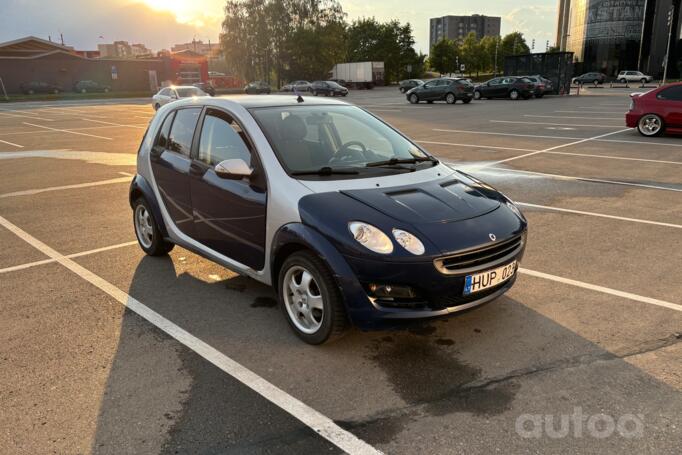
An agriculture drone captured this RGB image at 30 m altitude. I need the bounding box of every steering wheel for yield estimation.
[330,141,368,165]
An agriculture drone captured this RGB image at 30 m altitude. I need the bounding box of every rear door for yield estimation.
[189,107,267,270]
[150,107,202,237]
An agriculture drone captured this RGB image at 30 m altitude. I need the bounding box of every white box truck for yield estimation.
[330,61,384,89]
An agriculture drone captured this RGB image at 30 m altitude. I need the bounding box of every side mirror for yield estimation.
[215,159,253,179]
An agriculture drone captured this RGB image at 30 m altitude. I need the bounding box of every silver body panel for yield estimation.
[138,96,453,286]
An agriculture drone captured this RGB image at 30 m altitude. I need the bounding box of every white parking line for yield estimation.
[432,128,682,148]
[81,118,146,129]
[485,167,682,193]
[22,122,113,140]
[544,150,682,165]
[0,177,130,198]
[0,214,382,455]
[0,240,138,275]
[418,140,537,152]
[0,111,54,122]
[519,268,682,313]
[555,110,624,115]
[0,138,24,148]
[517,202,682,229]
[491,120,622,128]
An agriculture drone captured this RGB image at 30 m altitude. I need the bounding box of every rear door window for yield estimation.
[155,111,176,149]
[168,108,201,156]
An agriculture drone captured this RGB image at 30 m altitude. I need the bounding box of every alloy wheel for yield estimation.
[638,115,663,136]
[283,265,324,334]
[446,93,456,104]
[134,204,154,249]
[510,90,519,100]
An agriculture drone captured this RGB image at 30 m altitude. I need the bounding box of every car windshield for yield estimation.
[250,105,434,179]
[327,81,342,88]
[177,87,205,97]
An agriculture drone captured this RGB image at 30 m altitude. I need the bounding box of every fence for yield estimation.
[504,52,575,95]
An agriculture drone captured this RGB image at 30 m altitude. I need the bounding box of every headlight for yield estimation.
[348,222,393,254]
[506,201,525,220]
[392,229,425,255]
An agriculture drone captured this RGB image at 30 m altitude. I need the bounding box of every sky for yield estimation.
[0,0,558,54]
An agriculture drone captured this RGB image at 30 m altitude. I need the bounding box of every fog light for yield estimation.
[368,283,416,299]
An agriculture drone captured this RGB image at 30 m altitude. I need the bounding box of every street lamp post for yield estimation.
[662,4,675,85]
[494,38,499,76]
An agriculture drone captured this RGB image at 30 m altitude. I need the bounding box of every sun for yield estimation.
[141,0,201,25]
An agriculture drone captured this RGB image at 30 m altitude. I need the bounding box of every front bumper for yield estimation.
[338,243,525,329]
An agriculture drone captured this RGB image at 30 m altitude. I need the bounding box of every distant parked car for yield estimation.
[626,82,682,137]
[311,81,348,97]
[573,72,607,86]
[281,80,312,92]
[406,78,474,104]
[617,71,653,84]
[193,82,215,96]
[474,77,535,100]
[73,80,110,93]
[20,81,62,95]
[245,80,271,94]
[152,86,207,110]
[522,75,551,97]
[399,79,424,93]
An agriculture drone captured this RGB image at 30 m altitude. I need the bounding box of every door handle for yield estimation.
[150,146,163,158]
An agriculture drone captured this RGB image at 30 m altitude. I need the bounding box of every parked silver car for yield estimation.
[617,71,653,84]
[152,86,207,110]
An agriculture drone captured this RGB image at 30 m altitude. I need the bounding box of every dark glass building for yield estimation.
[556,0,681,78]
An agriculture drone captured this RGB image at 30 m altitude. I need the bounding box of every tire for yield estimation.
[104,88,109,93]
[409,93,419,104]
[445,93,456,104]
[593,80,599,87]
[640,78,647,85]
[473,90,481,100]
[510,89,519,100]
[154,103,161,111]
[133,197,174,256]
[462,98,471,104]
[81,88,87,94]
[312,90,318,96]
[278,250,348,344]
[620,78,627,83]
[637,114,665,137]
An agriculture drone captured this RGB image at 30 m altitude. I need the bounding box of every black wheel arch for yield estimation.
[129,174,168,239]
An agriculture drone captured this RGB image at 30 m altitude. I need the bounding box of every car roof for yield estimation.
[172,94,351,109]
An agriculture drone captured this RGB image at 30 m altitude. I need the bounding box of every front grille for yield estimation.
[434,234,524,275]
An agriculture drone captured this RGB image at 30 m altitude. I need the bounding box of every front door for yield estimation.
[150,107,201,237]
[657,85,682,128]
[420,80,439,100]
[189,107,267,270]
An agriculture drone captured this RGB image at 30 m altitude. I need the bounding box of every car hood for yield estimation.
[341,179,499,224]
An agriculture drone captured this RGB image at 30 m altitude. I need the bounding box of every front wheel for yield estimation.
[133,197,174,256]
[445,93,456,104]
[154,103,161,111]
[409,93,419,104]
[620,78,627,83]
[640,78,647,85]
[510,89,520,100]
[399,87,406,93]
[473,90,481,100]
[637,114,664,137]
[278,251,348,344]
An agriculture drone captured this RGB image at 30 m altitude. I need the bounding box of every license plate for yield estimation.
[463,261,517,295]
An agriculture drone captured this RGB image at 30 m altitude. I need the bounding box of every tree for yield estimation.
[460,32,485,76]
[479,35,499,74]
[429,38,457,75]
[501,32,530,57]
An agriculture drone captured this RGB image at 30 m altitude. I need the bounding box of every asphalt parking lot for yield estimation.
[1,86,681,454]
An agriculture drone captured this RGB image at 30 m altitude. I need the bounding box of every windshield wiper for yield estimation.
[291,166,359,176]
[365,156,439,168]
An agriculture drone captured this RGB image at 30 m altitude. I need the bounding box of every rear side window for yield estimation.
[657,86,682,101]
[198,109,253,166]
[155,111,176,149]
[168,108,201,156]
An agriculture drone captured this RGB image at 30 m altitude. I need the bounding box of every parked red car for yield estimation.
[626,83,682,136]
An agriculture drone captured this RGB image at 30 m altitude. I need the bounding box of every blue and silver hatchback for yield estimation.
[130,95,527,344]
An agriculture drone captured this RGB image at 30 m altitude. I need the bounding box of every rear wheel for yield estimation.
[510,89,520,100]
[620,78,627,83]
[409,93,419,104]
[637,114,664,137]
[640,78,647,85]
[278,251,348,344]
[133,197,174,256]
[445,93,456,104]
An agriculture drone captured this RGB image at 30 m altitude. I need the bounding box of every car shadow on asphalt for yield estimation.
[90,254,682,454]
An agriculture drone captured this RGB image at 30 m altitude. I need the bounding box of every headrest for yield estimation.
[281,115,307,141]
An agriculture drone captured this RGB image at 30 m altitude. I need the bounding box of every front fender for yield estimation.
[129,174,168,239]
[271,223,376,329]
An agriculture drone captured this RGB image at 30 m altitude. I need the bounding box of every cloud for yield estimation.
[502,5,558,47]
[0,0,220,51]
